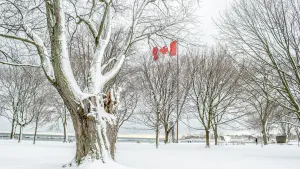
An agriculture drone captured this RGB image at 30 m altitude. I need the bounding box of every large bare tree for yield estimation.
[0,0,195,165]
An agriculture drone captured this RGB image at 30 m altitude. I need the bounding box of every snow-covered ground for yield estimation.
[0,140,299,169]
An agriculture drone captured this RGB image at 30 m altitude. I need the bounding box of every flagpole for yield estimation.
[176,40,179,143]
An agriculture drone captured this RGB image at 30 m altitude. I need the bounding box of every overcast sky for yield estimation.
[197,0,232,44]
[0,0,237,137]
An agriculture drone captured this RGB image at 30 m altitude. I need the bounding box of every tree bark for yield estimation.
[33,119,38,144]
[63,116,68,143]
[205,130,210,148]
[58,94,112,165]
[63,123,68,143]
[164,124,170,144]
[261,121,268,145]
[171,126,175,143]
[13,123,17,139]
[155,126,159,149]
[10,117,15,139]
[214,125,218,146]
[155,111,160,149]
[18,125,23,143]
[107,123,118,160]
[71,108,104,164]
[164,129,170,144]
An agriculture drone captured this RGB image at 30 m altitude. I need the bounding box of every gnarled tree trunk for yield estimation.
[107,123,118,160]
[58,92,112,165]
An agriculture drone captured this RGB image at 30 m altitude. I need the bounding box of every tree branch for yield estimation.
[0,60,40,67]
[0,34,36,45]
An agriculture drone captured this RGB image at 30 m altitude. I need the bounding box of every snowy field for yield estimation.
[0,140,300,169]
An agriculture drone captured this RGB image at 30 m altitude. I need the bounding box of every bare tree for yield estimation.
[0,66,45,142]
[188,47,241,148]
[242,65,281,145]
[0,0,196,165]
[107,82,138,159]
[33,87,54,144]
[49,96,71,143]
[217,0,300,122]
[136,56,177,148]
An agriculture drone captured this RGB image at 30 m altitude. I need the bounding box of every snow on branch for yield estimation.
[0,60,40,67]
[102,54,125,84]
[0,27,55,82]
[22,24,55,83]
[0,34,36,45]
[101,57,117,71]
[88,3,112,93]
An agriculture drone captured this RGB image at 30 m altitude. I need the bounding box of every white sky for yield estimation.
[197,0,232,45]
[0,0,237,137]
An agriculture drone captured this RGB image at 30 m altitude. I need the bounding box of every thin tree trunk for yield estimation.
[63,121,68,143]
[171,126,175,143]
[296,128,300,147]
[156,126,159,149]
[13,124,17,139]
[33,120,38,144]
[205,130,210,148]
[164,129,169,144]
[18,125,23,143]
[155,112,159,149]
[10,117,15,139]
[164,124,169,144]
[214,125,218,145]
[62,106,68,143]
[261,121,268,145]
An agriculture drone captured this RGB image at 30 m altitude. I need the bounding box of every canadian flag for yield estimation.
[152,41,177,61]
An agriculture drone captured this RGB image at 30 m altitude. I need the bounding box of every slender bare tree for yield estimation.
[0,66,45,142]
[50,97,71,143]
[136,55,177,148]
[188,47,241,148]
[242,65,281,145]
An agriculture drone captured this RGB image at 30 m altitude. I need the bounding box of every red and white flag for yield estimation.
[170,41,177,56]
[152,46,159,61]
[152,41,177,61]
[159,46,168,55]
